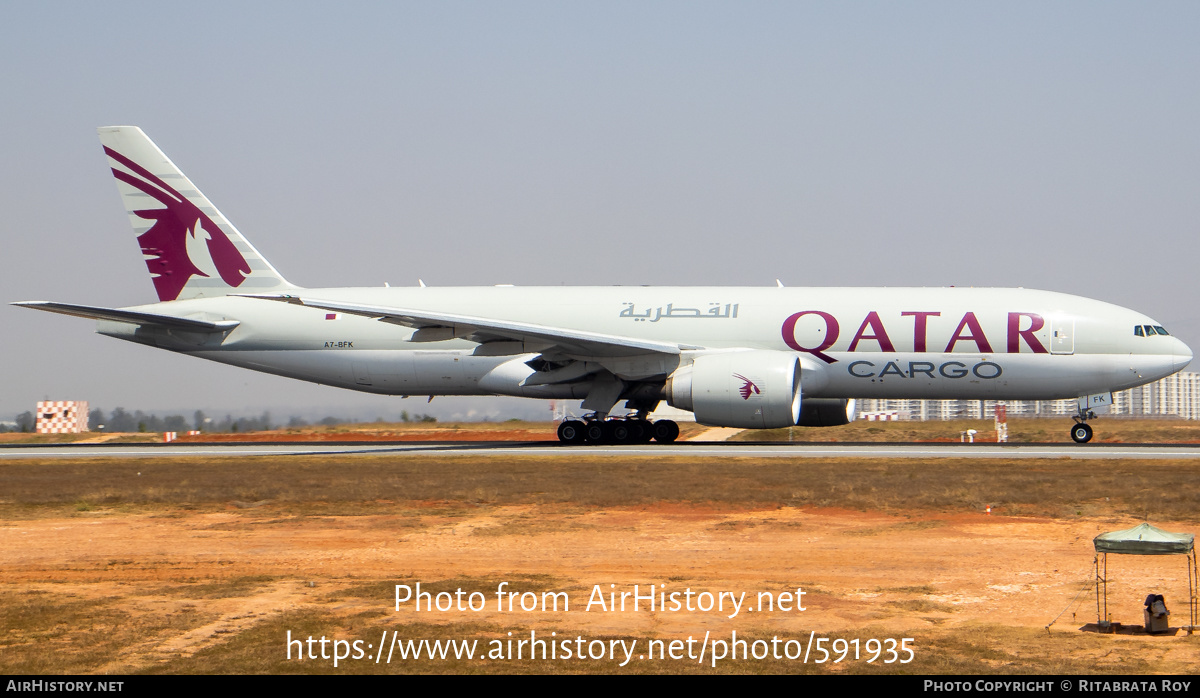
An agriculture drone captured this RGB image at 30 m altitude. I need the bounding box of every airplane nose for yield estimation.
[1174,338,1193,372]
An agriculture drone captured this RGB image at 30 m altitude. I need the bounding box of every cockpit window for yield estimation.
[1136,324,1172,337]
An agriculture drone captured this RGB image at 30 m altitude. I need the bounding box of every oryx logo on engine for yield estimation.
[733,373,760,400]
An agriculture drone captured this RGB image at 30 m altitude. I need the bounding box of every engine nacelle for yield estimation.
[666,351,801,428]
[796,398,857,427]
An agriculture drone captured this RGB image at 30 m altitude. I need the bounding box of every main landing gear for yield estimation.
[557,416,679,444]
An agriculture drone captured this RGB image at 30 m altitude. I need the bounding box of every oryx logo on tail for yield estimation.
[104,146,251,301]
[733,373,760,400]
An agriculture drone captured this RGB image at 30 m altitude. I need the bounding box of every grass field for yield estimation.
[1,454,1198,521]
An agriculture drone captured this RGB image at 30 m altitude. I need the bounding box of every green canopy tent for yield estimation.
[1093,523,1197,633]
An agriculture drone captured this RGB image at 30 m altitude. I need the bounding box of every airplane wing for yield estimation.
[240,294,699,358]
[12,301,240,333]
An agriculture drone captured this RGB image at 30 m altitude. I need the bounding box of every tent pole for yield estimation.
[1190,548,1197,635]
[1102,553,1108,629]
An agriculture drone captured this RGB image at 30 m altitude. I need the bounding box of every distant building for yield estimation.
[35,400,89,433]
[857,372,1200,421]
[860,410,901,421]
[1115,371,1200,420]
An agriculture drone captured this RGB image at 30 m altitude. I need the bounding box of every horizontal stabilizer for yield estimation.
[239,294,698,357]
[12,301,240,333]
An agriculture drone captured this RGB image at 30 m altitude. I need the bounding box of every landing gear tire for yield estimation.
[652,419,680,443]
[584,421,606,443]
[1071,423,1094,444]
[557,420,585,444]
[629,419,653,443]
[604,420,631,443]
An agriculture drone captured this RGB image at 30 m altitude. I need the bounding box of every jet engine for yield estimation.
[796,398,857,427]
[665,351,801,428]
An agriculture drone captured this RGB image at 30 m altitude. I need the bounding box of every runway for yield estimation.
[3,441,1200,459]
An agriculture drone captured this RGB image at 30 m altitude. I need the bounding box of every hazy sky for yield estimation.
[2,2,1198,421]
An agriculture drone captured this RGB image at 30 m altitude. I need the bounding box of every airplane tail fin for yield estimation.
[97,126,295,302]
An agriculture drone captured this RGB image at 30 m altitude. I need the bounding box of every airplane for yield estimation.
[13,126,1194,444]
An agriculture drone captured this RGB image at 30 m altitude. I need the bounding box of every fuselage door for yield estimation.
[1050,318,1075,355]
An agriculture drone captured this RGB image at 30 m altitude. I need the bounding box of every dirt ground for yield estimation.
[3,456,1198,674]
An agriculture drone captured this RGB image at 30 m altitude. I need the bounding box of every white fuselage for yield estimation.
[97,286,1192,404]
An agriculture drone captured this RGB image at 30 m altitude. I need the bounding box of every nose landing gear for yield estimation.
[1070,421,1094,444]
[1070,404,1099,444]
